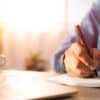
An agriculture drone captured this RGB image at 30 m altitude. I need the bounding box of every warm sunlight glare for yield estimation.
[0,0,66,36]
[0,0,66,69]
[1,70,51,99]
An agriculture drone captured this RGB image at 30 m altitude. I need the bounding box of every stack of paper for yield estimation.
[49,72,100,87]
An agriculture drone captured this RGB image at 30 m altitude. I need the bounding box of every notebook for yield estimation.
[49,72,100,87]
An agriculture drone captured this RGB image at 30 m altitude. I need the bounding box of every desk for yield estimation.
[0,70,100,100]
[64,87,100,100]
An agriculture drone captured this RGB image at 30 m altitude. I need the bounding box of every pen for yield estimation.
[75,25,97,77]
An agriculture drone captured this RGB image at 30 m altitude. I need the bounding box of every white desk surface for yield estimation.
[0,70,77,100]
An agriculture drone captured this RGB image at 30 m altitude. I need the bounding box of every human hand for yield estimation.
[64,42,98,78]
[93,48,100,67]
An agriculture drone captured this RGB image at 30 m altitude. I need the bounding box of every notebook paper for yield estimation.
[49,72,100,87]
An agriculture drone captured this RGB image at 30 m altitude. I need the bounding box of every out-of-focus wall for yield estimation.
[2,31,68,70]
[68,0,95,33]
[0,0,96,70]
[0,0,68,70]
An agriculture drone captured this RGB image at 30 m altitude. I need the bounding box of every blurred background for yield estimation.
[0,0,95,71]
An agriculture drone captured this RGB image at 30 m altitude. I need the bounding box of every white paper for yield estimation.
[49,72,100,87]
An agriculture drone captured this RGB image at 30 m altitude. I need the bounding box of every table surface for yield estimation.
[0,70,100,100]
